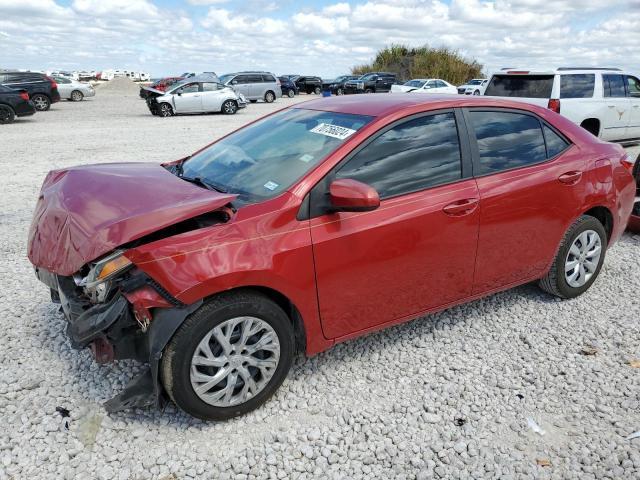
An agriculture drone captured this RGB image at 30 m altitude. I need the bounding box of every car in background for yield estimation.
[293,76,323,95]
[391,79,457,94]
[53,77,95,102]
[219,72,280,103]
[484,68,640,143]
[0,71,60,111]
[344,72,398,94]
[458,79,488,95]
[322,75,360,95]
[143,80,246,117]
[0,84,35,124]
[26,94,636,420]
[139,77,184,99]
[278,77,299,98]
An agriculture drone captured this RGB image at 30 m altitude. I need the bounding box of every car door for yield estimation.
[247,75,264,99]
[231,75,251,98]
[172,83,202,113]
[200,82,225,112]
[625,75,640,139]
[601,74,631,141]
[464,108,583,294]
[423,80,437,93]
[54,77,71,97]
[309,110,479,339]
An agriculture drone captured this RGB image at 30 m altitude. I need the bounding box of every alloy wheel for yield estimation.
[223,100,237,114]
[32,95,49,111]
[71,91,83,101]
[159,104,173,117]
[190,316,280,407]
[564,229,602,288]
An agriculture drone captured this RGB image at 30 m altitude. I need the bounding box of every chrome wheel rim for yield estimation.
[160,104,172,116]
[223,101,236,114]
[72,91,82,101]
[266,92,274,102]
[565,229,602,288]
[190,316,280,407]
[33,96,48,110]
[337,88,343,95]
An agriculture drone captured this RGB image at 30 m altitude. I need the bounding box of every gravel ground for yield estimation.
[1,79,639,480]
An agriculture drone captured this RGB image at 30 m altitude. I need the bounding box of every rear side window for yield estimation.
[247,75,262,83]
[262,75,276,83]
[603,74,626,97]
[336,112,462,198]
[626,76,640,98]
[543,125,570,158]
[468,111,546,174]
[560,74,595,98]
[484,75,554,98]
[202,83,220,91]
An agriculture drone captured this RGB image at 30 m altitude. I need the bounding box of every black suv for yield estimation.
[323,75,360,95]
[294,76,323,94]
[344,72,398,94]
[0,72,61,111]
[0,84,36,124]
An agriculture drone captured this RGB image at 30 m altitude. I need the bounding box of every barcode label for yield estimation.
[310,123,357,140]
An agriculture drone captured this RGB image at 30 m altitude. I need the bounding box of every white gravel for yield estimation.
[1,79,639,479]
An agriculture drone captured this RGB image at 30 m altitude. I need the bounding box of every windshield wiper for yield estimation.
[179,175,228,193]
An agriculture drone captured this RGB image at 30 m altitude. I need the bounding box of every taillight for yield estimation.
[19,91,29,101]
[547,99,560,113]
[46,76,58,89]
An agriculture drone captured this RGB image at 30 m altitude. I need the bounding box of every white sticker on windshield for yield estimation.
[299,154,314,163]
[310,123,357,140]
[264,181,279,191]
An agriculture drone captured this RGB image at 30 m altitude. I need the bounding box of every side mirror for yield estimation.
[329,179,380,213]
[231,80,238,85]
[177,91,182,96]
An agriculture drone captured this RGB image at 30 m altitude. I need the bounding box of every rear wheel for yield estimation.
[364,88,373,94]
[31,94,50,111]
[70,90,84,102]
[221,99,238,115]
[336,88,344,96]
[161,291,294,420]
[539,215,607,299]
[287,89,295,98]
[264,91,275,103]
[158,102,174,117]
[314,86,321,95]
[0,105,15,124]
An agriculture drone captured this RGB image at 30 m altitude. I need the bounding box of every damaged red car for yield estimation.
[27,95,636,420]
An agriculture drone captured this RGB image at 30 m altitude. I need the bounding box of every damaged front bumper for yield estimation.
[35,266,201,413]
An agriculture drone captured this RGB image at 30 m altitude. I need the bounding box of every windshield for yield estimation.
[181,109,374,203]
[219,74,233,84]
[404,80,425,88]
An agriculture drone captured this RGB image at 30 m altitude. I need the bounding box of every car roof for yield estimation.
[492,68,626,76]
[296,93,552,117]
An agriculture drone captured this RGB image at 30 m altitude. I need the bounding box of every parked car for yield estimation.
[322,75,360,95]
[139,77,184,99]
[0,71,60,111]
[344,72,398,94]
[629,153,640,232]
[27,94,636,420]
[0,84,35,124]
[219,72,280,103]
[278,77,299,98]
[391,79,457,94]
[53,77,95,102]
[143,80,246,116]
[484,68,640,143]
[458,78,489,95]
[293,76,323,95]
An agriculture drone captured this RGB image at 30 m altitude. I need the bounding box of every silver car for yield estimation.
[219,72,280,103]
[53,77,95,101]
[143,80,247,117]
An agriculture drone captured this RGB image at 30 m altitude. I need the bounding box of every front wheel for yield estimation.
[287,89,295,98]
[336,88,343,96]
[0,105,15,124]
[539,215,607,299]
[221,99,238,114]
[31,94,51,111]
[161,291,294,420]
[158,103,173,117]
[71,90,84,101]
[364,88,373,94]
[473,90,480,96]
[313,86,321,95]
[264,91,275,103]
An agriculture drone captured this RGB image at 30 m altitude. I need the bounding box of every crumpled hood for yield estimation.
[27,162,236,276]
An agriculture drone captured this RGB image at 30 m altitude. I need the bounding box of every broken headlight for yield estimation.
[75,251,133,303]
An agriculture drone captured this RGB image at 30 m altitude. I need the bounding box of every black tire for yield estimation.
[364,88,373,94]
[158,103,173,117]
[31,94,51,111]
[161,290,294,421]
[313,86,321,95]
[264,91,276,103]
[473,90,480,96]
[0,105,15,124]
[221,99,238,115]
[70,90,84,102]
[287,89,295,98]
[336,88,343,96]
[539,215,607,299]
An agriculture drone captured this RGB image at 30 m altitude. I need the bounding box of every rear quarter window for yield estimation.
[542,124,570,158]
[262,75,276,83]
[484,75,554,98]
[560,74,595,98]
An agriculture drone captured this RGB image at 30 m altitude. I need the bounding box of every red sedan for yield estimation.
[27,95,636,420]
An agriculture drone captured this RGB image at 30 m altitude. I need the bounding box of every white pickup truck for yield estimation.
[483,68,640,144]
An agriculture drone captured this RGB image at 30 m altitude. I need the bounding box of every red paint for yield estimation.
[27,95,636,356]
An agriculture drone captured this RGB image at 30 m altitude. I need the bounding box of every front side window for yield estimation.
[405,80,425,88]
[181,109,373,202]
[336,112,462,199]
[468,111,547,174]
[626,76,640,98]
[177,83,199,94]
[603,74,626,97]
[560,74,595,98]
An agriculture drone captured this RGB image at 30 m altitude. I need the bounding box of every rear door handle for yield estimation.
[443,198,479,216]
[558,171,582,184]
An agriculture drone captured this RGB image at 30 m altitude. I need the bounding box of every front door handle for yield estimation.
[443,198,479,216]
[558,171,582,184]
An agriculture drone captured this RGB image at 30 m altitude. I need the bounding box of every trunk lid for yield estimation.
[27,162,236,275]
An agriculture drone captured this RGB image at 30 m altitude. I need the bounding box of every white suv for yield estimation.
[484,68,640,143]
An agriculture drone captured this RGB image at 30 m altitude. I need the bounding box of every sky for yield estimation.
[0,0,638,79]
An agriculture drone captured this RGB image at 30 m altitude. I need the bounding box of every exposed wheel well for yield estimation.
[580,118,601,137]
[583,206,613,241]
